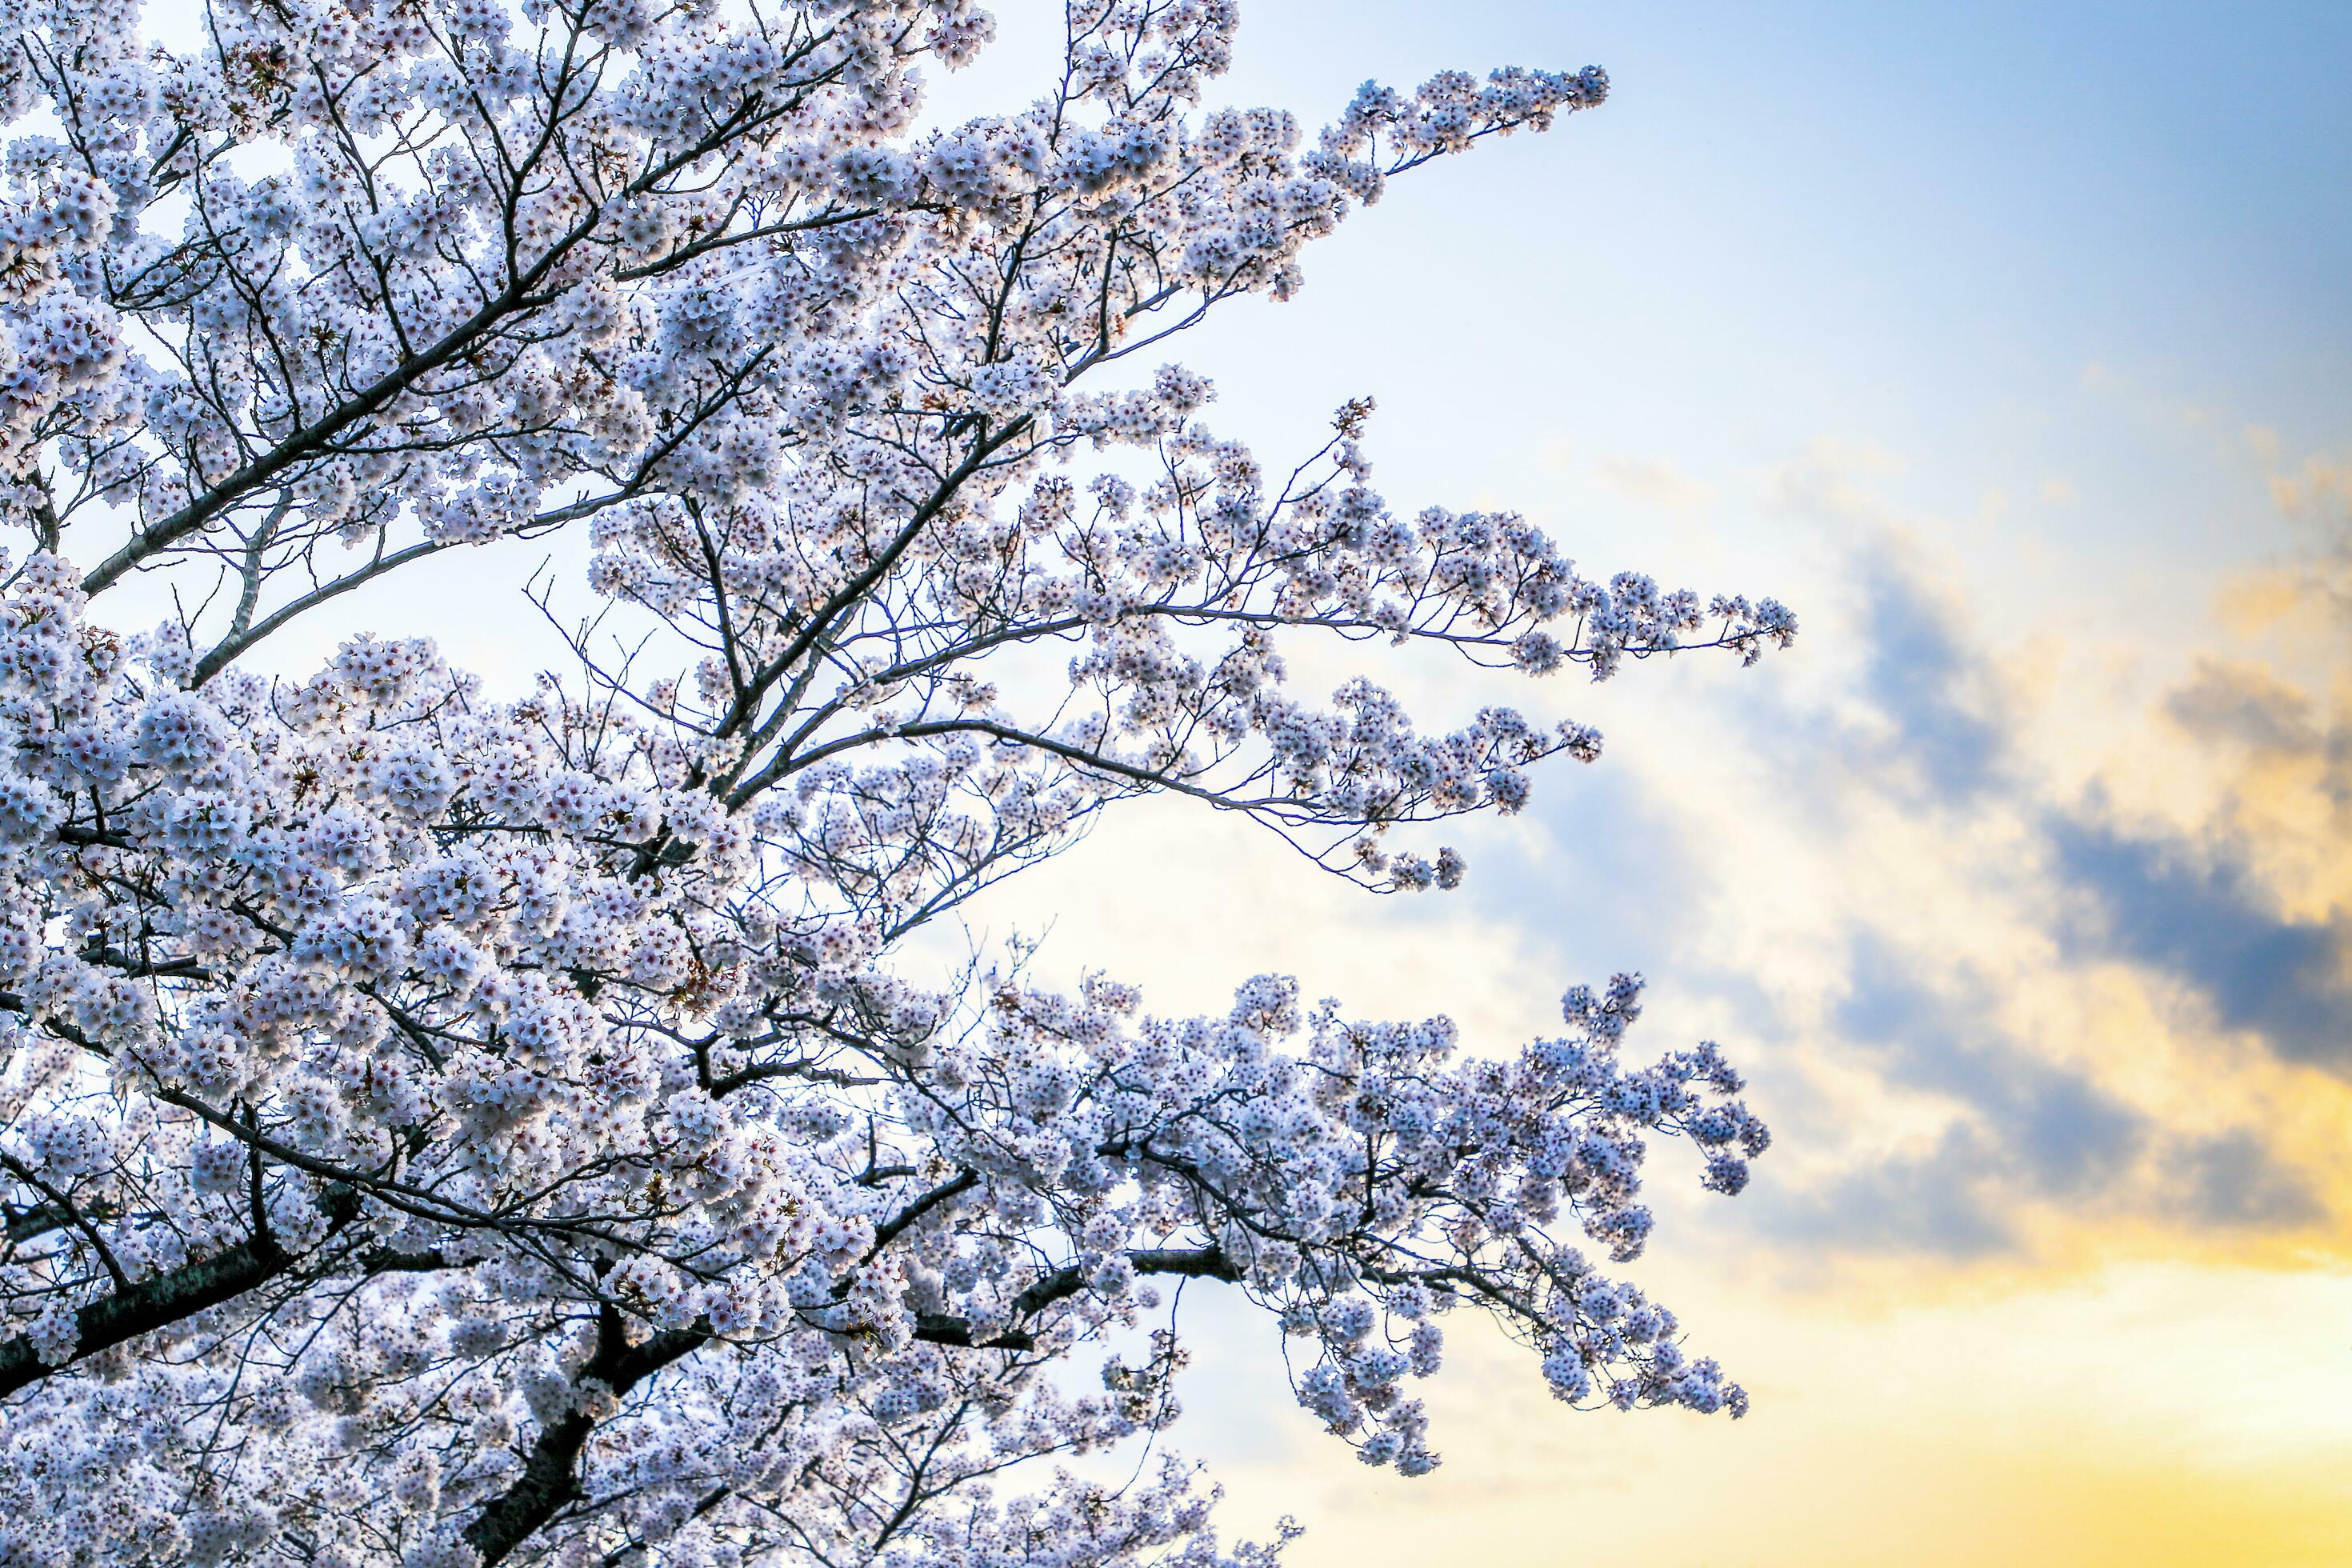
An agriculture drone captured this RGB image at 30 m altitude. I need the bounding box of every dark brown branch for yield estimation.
[461,1310,708,1564]
[1014,1245,1238,1316]
[910,1246,1239,1354]
[0,1185,359,1402]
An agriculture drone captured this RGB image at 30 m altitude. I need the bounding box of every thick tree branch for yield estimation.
[0,1186,358,1402]
[461,1311,709,1564]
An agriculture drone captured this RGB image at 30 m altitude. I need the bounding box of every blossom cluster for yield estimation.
[0,0,1792,1562]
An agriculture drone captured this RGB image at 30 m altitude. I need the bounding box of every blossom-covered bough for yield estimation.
[0,0,1794,1562]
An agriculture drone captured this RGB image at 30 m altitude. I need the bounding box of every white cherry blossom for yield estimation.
[0,1,1794,1562]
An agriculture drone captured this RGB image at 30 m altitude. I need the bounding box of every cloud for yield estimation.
[1735,915,2334,1262]
[2159,656,2350,820]
[2049,816,2352,1071]
[1739,938,2153,1261]
[2267,452,2352,527]
[2258,445,2352,617]
[2161,658,2324,757]
[1757,1124,2020,1258]
[1747,450,2010,806]
[1850,552,2009,802]
[2176,1130,2326,1229]
[1576,440,2345,1272]
[1765,438,1910,530]
[1594,456,1717,510]
[1838,937,2149,1197]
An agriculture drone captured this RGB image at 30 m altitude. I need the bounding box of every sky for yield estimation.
[214,2,2352,1562]
[921,2,2352,1562]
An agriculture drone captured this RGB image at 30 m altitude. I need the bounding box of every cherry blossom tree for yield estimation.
[0,0,1794,1562]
